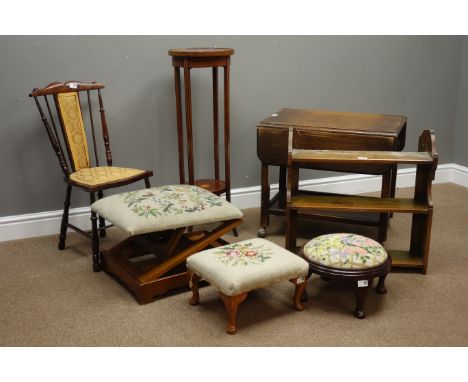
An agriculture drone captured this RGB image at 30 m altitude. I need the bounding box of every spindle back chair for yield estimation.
[30,81,153,272]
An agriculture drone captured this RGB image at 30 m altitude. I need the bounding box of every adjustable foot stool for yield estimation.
[300,233,391,319]
[91,185,243,304]
[186,238,309,334]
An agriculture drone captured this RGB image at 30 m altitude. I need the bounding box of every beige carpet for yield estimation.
[1,183,467,346]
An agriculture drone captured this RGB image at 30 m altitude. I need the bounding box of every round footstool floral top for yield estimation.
[303,233,388,270]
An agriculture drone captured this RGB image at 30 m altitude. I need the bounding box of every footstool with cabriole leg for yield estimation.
[186,238,309,334]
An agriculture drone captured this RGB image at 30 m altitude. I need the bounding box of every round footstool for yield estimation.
[300,233,391,319]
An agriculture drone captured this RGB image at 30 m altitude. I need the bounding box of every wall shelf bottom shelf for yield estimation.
[387,249,424,269]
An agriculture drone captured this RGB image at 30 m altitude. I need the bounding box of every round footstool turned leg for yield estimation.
[219,292,248,334]
[375,274,388,294]
[353,281,371,319]
[188,271,201,306]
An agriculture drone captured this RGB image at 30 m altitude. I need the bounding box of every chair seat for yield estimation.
[303,233,388,270]
[91,185,243,236]
[69,166,146,188]
[187,238,309,296]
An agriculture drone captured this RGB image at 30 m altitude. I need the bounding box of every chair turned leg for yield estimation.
[90,193,100,272]
[188,271,201,306]
[58,185,72,250]
[219,292,248,334]
[353,281,371,319]
[97,190,106,238]
[375,274,388,294]
[290,277,307,311]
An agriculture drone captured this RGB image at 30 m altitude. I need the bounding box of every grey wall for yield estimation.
[0,36,463,217]
[454,37,468,165]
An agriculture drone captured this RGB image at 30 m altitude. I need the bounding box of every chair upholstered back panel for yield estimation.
[56,92,90,171]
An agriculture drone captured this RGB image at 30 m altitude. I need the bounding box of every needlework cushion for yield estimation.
[187,238,309,296]
[91,185,243,236]
[303,233,387,270]
[70,166,146,187]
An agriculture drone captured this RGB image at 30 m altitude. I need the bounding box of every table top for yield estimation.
[168,48,234,57]
[258,108,407,137]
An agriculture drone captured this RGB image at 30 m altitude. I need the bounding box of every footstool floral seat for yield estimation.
[186,238,309,334]
[91,185,243,304]
[300,233,391,319]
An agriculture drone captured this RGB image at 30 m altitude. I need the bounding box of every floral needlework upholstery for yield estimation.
[214,241,273,266]
[69,166,146,188]
[303,233,388,270]
[187,238,309,296]
[57,92,90,170]
[91,185,243,236]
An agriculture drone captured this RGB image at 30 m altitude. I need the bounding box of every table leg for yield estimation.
[258,162,269,238]
[279,166,287,209]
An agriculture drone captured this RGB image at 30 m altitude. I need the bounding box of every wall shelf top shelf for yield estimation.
[291,150,433,165]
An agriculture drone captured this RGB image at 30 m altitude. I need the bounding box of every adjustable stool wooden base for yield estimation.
[101,219,242,304]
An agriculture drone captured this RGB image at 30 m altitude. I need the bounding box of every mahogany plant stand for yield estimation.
[169,48,237,236]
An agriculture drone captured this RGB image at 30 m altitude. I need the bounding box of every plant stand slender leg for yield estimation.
[353,281,371,319]
[188,271,201,306]
[222,62,238,238]
[290,278,307,311]
[97,190,106,238]
[58,185,72,250]
[90,192,100,272]
[219,292,248,334]
[376,274,388,294]
[174,66,185,185]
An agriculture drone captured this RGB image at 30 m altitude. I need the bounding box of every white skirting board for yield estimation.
[0,163,466,243]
